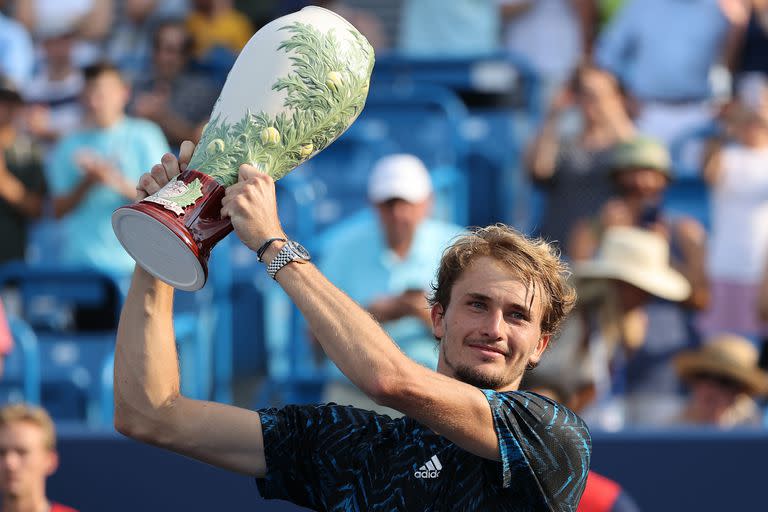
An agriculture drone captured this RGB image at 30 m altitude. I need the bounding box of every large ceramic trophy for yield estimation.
[112,7,374,291]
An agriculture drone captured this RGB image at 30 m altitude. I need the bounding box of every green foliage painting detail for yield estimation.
[188,21,374,187]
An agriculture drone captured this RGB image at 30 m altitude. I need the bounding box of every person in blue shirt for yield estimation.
[113,145,592,511]
[49,62,170,284]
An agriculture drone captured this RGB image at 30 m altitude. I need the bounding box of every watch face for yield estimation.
[288,240,311,260]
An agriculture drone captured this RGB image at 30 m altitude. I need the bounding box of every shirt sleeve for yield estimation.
[255,404,382,510]
[482,390,591,511]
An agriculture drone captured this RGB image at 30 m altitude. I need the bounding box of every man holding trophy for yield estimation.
[112,7,591,511]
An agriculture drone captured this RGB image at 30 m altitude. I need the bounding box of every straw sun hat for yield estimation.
[674,335,768,396]
[573,226,691,302]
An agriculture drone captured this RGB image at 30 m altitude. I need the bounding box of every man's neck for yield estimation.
[47,63,75,82]
[89,113,124,130]
[2,493,50,512]
[386,233,415,260]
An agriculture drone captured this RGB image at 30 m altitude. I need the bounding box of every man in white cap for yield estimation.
[318,153,464,411]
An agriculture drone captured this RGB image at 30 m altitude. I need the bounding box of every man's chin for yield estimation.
[453,365,508,390]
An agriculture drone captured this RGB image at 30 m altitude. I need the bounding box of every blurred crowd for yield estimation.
[1,0,768,438]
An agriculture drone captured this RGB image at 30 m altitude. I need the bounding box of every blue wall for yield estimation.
[48,428,766,511]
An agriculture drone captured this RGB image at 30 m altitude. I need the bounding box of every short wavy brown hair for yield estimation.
[428,224,576,336]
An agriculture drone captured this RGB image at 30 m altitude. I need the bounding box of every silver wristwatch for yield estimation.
[266,240,311,279]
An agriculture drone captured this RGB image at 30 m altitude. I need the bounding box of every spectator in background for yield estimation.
[49,62,169,284]
[699,93,768,340]
[521,371,641,512]
[185,0,253,59]
[318,154,464,413]
[595,0,749,146]
[569,136,709,310]
[499,0,590,94]
[130,19,218,151]
[570,227,693,428]
[0,0,35,87]
[0,76,47,266]
[0,404,78,512]
[14,0,113,68]
[526,64,635,258]
[399,0,500,56]
[23,29,84,149]
[672,334,767,427]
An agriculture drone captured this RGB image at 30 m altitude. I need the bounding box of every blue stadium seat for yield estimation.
[0,263,123,332]
[372,52,543,124]
[287,123,400,238]
[0,264,124,424]
[371,54,544,229]
[355,82,469,169]
[1,316,41,406]
[37,332,115,424]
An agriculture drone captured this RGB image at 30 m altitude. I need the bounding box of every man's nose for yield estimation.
[479,308,504,340]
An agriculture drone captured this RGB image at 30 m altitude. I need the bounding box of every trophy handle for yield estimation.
[184,171,234,262]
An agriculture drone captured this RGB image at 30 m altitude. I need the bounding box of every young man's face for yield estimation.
[0,422,57,498]
[82,72,129,127]
[432,257,550,391]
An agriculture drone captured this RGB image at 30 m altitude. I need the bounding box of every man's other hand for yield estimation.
[220,164,285,253]
[135,140,195,201]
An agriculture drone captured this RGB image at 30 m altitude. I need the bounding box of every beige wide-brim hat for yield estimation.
[674,334,768,396]
[573,226,691,302]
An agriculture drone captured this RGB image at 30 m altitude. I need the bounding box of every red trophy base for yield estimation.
[112,170,233,291]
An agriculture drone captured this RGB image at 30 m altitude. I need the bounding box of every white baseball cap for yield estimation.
[367,154,433,204]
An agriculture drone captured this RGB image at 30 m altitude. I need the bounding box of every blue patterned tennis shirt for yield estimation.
[256,390,591,511]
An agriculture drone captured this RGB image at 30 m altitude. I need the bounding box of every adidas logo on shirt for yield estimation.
[414,455,442,479]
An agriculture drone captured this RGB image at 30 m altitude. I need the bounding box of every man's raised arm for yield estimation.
[113,145,267,477]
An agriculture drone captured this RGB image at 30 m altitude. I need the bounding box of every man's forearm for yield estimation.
[113,267,180,435]
[275,261,416,400]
